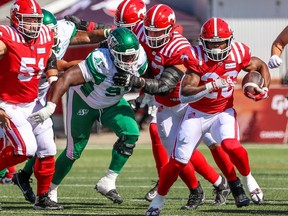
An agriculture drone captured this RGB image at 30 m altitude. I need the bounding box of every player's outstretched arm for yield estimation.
[70,29,108,45]
[29,64,86,123]
[57,59,82,71]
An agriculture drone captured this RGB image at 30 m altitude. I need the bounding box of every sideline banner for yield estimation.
[234,86,288,144]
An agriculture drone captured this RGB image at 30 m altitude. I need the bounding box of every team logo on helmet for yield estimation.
[11,3,20,12]
[108,35,119,49]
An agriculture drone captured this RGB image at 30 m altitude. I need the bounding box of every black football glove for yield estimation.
[64,15,112,31]
[113,73,145,88]
[64,15,89,31]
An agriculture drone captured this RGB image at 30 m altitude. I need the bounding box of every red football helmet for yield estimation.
[10,0,43,39]
[200,17,233,61]
[114,0,146,30]
[143,4,175,48]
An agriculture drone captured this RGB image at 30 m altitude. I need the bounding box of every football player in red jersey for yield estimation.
[144,17,270,215]
[0,0,63,210]
[113,4,235,209]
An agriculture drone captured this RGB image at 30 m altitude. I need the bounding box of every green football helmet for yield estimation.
[42,9,59,47]
[108,27,140,73]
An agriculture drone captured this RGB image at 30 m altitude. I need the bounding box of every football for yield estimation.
[242,71,264,96]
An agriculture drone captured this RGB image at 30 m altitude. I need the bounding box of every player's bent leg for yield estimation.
[242,173,264,204]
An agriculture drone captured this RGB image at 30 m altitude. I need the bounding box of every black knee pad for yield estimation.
[113,135,137,156]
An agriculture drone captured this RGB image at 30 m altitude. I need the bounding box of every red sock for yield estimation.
[158,158,185,196]
[0,146,28,170]
[179,161,198,189]
[34,156,55,196]
[149,123,169,177]
[210,145,237,181]
[191,149,219,184]
[221,139,250,176]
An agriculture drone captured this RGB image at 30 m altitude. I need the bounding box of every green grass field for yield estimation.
[1,143,288,215]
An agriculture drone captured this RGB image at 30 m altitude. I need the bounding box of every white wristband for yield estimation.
[104,29,111,38]
[48,76,58,84]
[46,101,57,115]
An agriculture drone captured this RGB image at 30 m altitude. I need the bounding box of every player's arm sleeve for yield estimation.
[142,66,183,96]
[179,70,210,103]
[179,86,210,103]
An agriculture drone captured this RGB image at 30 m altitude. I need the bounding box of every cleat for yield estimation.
[0,176,12,184]
[181,181,205,210]
[249,188,264,205]
[0,168,14,184]
[145,180,159,202]
[146,194,164,216]
[95,177,123,204]
[96,187,123,204]
[145,207,160,216]
[228,178,250,208]
[12,170,36,203]
[33,193,64,210]
[242,175,264,205]
[212,176,231,206]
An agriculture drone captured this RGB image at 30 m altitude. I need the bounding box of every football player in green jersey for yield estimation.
[30,27,148,205]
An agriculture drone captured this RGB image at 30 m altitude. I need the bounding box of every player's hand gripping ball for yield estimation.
[242,71,265,99]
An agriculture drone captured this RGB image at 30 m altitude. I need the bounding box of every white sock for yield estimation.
[49,183,59,191]
[150,194,165,210]
[104,169,118,182]
[213,175,222,187]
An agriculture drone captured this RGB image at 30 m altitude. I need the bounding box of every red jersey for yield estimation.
[182,42,251,113]
[0,25,54,104]
[133,22,191,107]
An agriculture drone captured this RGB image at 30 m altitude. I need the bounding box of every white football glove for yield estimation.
[29,102,56,124]
[268,55,282,69]
[139,93,158,117]
[206,76,235,92]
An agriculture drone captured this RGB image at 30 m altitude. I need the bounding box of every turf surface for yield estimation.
[1,143,288,215]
